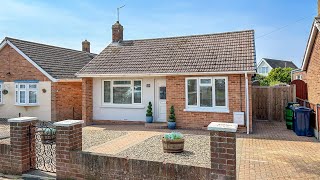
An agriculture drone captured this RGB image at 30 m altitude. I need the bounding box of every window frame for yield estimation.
[259,67,268,74]
[15,83,39,106]
[102,79,143,106]
[296,75,302,80]
[185,77,228,112]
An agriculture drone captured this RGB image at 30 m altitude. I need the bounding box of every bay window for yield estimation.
[15,83,38,105]
[103,80,142,105]
[185,77,228,112]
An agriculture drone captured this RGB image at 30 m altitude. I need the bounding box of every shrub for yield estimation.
[146,102,153,117]
[267,67,293,84]
[43,128,56,135]
[168,105,176,122]
[164,132,183,140]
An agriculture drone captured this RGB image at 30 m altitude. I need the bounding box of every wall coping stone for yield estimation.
[54,120,84,127]
[8,117,38,123]
[207,122,238,132]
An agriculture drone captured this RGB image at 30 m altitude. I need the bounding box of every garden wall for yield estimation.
[55,120,237,180]
[0,118,238,180]
[65,151,212,179]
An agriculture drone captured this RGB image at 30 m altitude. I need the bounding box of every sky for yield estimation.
[0,0,316,67]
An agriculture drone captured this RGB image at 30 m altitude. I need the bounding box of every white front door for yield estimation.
[155,79,166,122]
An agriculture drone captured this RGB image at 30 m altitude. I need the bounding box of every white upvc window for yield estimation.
[15,83,38,105]
[185,77,228,112]
[0,83,3,104]
[102,80,142,105]
[296,75,302,80]
[259,67,269,74]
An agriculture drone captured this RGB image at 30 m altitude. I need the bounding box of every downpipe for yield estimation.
[245,72,250,134]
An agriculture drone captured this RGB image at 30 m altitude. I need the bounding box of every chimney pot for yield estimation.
[112,21,124,43]
[82,40,90,53]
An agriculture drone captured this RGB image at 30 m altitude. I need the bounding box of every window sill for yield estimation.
[100,104,145,109]
[15,104,40,107]
[184,108,229,113]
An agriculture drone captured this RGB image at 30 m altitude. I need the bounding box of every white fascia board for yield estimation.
[0,40,7,51]
[302,21,318,71]
[76,71,256,78]
[6,40,57,82]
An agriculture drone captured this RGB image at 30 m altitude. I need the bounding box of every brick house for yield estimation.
[301,14,320,138]
[77,21,256,132]
[291,69,307,82]
[0,37,95,121]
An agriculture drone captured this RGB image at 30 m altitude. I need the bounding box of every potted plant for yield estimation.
[41,128,56,144]
[162,132,184,153]
[146,101,153,123]
[167,105,176,129]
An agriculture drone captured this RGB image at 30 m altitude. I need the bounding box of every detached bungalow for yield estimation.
[77,21,256,131]
[0,37,95,121]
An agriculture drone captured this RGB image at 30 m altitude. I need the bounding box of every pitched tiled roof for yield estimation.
[77,30,256,75]
[263,58,298,69]
[4,37,96,79]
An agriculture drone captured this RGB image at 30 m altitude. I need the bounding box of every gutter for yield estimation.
[76,71,256,78]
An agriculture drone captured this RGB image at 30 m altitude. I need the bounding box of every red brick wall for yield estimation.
[306,32,320,105]
[0,120,36,175]
[0,44,49,81]
[166,74,253,130]
[51,82,82,121]
[54,122,236,179]
[0,144,11,174]
[82,78,93,125]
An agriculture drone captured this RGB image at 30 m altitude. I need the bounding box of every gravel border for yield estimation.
[116,134,210,168]
[82,128,128,150]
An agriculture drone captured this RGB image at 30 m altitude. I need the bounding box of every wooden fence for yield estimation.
[252,85,296,121]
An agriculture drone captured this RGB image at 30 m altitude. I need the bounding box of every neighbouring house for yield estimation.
[291,69,307,82]
[77,21,256,131]
[257,58,298,76]
[0,37,95,121]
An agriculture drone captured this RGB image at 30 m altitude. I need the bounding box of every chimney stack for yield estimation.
[112,21,124,43]
[82,40,90,53]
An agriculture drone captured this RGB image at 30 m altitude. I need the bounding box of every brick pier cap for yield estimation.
[8,117,38,123]
[53,120,84,127]
[207,122,238,132]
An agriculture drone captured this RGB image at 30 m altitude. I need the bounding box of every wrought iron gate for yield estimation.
[30,121,56,173]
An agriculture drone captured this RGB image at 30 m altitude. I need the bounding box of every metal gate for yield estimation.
[30,121,56,173]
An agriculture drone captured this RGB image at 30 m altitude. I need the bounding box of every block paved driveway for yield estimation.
[237,120,320,180]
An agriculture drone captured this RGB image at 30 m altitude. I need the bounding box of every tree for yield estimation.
[267,67,293,84]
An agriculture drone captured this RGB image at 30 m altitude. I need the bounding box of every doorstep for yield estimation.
[145,122,168,129]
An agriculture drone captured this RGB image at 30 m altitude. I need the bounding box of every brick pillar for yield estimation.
[54,120,83,179]
[8,117,37,175]
[208,122,238,180]
[82,78,93,125]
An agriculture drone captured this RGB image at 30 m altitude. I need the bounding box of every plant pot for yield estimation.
[41,133,56,144]
[146,116,153,123]
[162,138,184,153]
[167,121,176,129]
